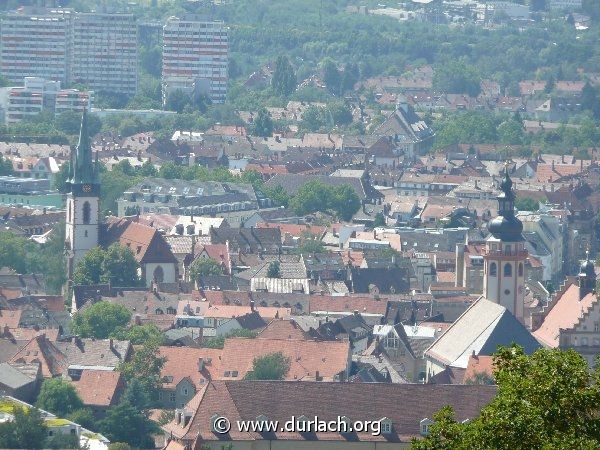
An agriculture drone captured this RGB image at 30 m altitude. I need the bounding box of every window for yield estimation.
[380,418,393,434]
[170,392,176,402]
[518,263,523,277]
[82,201,91,224]
[504,263,512,277]
[183,388,188,396]
[582,337,589,346]
[84,230,88,238]
[489,262,497,276]
[595,322,599,332]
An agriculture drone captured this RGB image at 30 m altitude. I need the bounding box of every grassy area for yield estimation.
[45,418,71,427]
[0,399,23,414]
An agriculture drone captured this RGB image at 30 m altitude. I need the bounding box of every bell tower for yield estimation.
[65,109,100,280]
[483,168,527,322]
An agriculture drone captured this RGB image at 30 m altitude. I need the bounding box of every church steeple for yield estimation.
[68,109,100,196]
[579,251,596,300]
[488,167,523,242]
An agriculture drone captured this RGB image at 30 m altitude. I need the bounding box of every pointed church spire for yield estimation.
[72,109,96,185]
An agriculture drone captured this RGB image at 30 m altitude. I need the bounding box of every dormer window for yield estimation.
[420,418,433,436]
[380,417,393,434]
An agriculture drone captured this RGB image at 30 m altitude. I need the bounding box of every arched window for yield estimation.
[518,263,524,277]
[489,262,497,276]
[82,201,91,225]
[153,265,164,283]
[504,263,512,277]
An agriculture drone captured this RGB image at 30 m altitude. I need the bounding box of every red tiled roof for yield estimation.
[463,355,495,384]
[256,319,309,340]
[533,283,597,348]
[159,346,222,390]
[218,337,349,381]
[162,380,495,444]
[71,370,124,407]
[309,295,387,315]
[0,310,22,329]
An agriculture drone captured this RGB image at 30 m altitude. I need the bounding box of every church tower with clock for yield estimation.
[65,109,100,280]
[483,168,528,323]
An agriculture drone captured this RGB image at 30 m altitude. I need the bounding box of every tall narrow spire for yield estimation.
[72,109,95,185]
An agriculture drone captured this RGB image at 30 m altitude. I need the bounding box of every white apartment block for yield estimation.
[71,13,138,96]
[162,16,228,105]
[549,0,582,10]
[0,77,92,124]
[0,8,138,96]
[0,8,73,84]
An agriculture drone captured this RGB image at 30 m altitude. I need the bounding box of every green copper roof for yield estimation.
[70,109,99,185]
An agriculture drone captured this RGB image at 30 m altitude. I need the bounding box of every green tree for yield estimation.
[110,324,165,346]
[373,212,386,227]
[433,60,481,97]
[0,153,14,175]
[46,433,80,449]
[331,184,361,221]
[53,162,69,192]
[328,101,353,126]
[36,378,84,417]
[341,62,360,93]
[99,401,158,448]
[165,89,190,113]
[0,406,48,450]
[515,197,539,212]
[189,257,224,281]
[73,244,141,287]
[251,108,274,137]
[411,346,600,450]
[272,55,297,97]
[66,408,95,430]
[139,159,158,177]
[118,341,166,402]
[263,184,291,207]
[267,261,281,278]
[295,237,325,254]
[321,58,341,95]
[300,105,327,132]
[121,378,151,411]
[71,301,132,339]
[108,444,134,450]
[73,246,105,285]
[498,119,524,145]
[101,243,141,286]
[244,351,291,380]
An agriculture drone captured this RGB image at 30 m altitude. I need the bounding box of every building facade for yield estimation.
[162,16,228,105]
[1,8,138,96]
[65,110,100,280]
[70,13,138,95]
[0,8,73,84]
[0,77,92,124]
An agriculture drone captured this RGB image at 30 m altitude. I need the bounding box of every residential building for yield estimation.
[161,381,496,449]
[532,260,600,367]
[117,178,261,216]
[70,12,138,95]
[0,176,64,208]
[373,97,436,157]
[0,8,73,84]
[162,16,228,104]
[549,0,582,10]
[0,77,92,124]
[69,370,124,418]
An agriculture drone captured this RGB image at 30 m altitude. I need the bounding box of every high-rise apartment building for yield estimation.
[71,12,138,96]
[0,8,138,96]
[162,16,228,105]
[0,8,73,84]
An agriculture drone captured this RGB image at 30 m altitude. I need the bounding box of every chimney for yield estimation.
[250,299,255,312]
[198,358,205,372]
